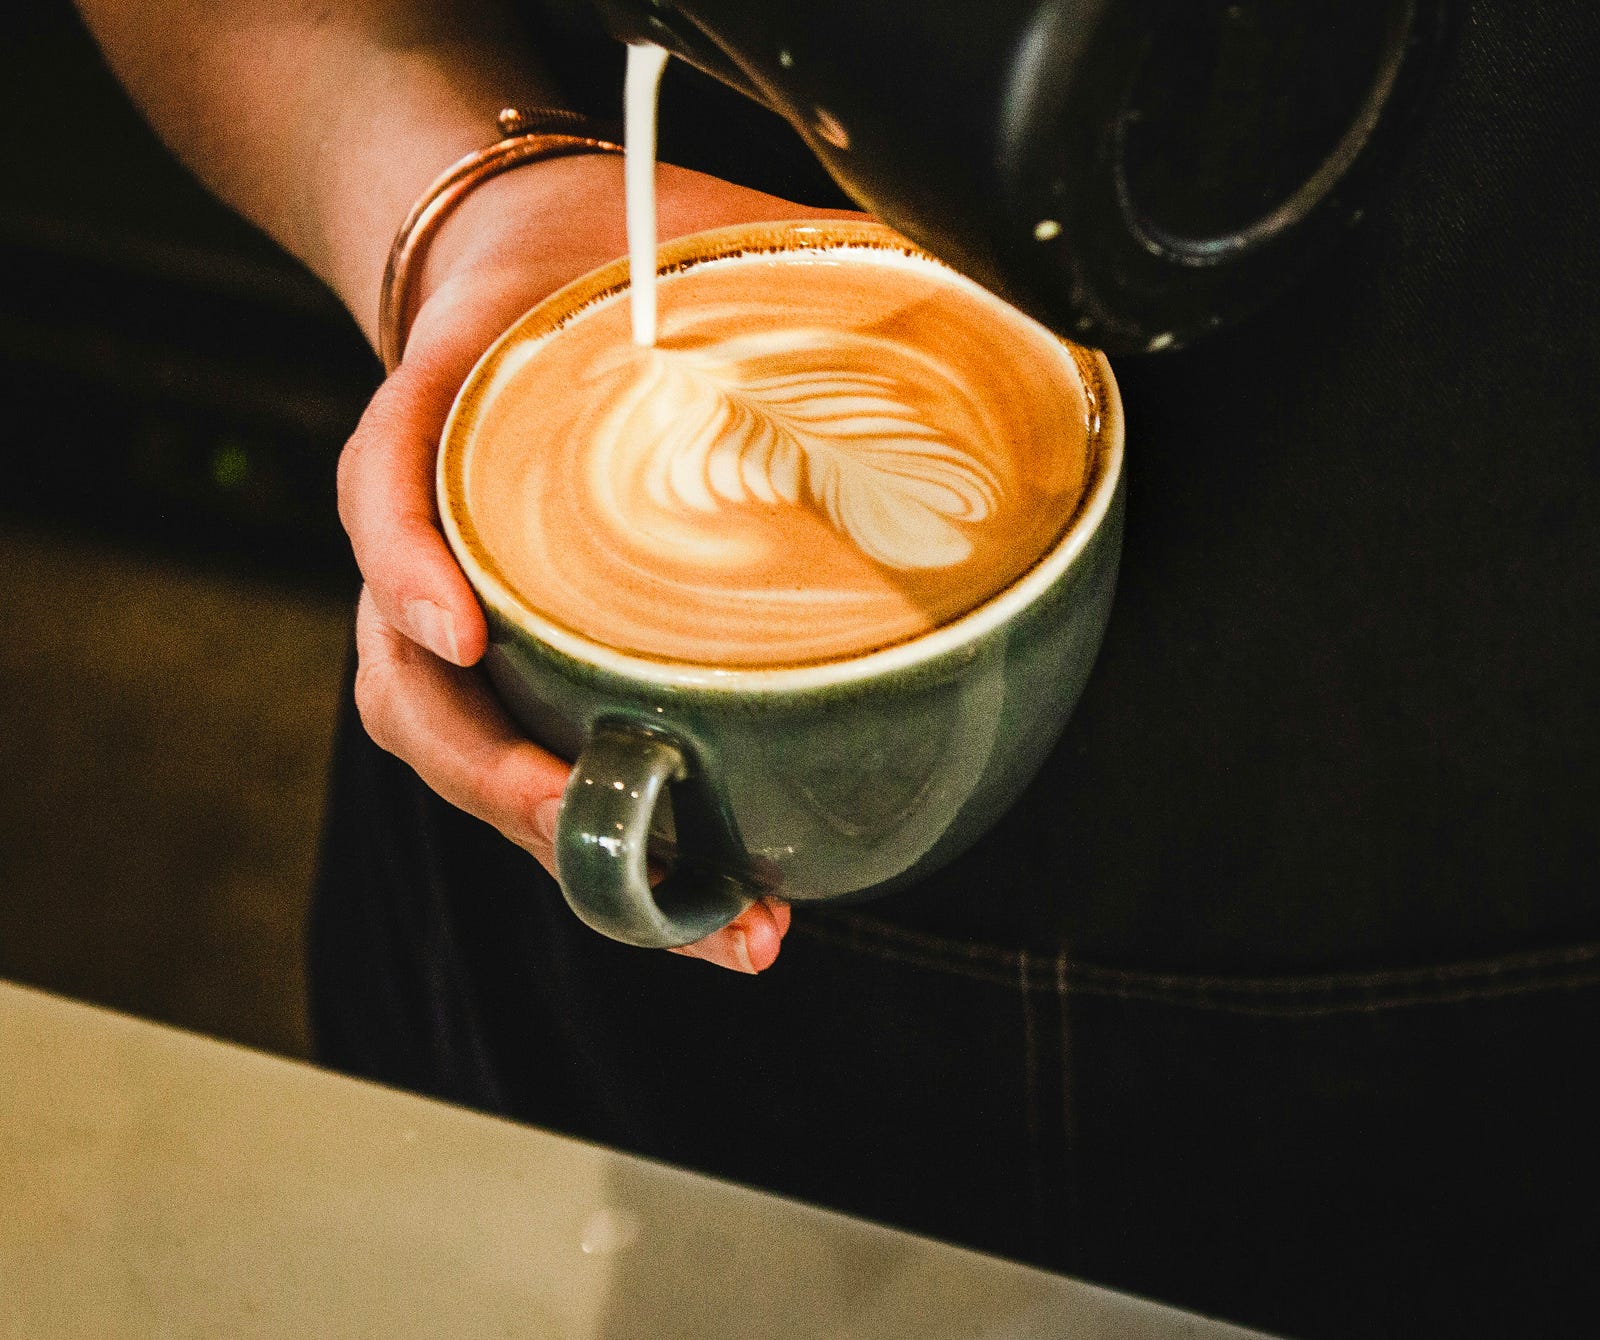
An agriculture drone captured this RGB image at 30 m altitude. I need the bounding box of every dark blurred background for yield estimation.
[0,1,845,1062]
[1,1,374,1056]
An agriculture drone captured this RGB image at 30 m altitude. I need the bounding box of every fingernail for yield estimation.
[406,599,459,663]
[730,927,757,975]
[535,797,563,846]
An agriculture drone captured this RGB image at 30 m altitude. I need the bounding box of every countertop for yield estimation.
[0,980,1276,1338]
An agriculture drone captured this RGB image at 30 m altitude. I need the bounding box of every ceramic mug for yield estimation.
[438,221,1125,948]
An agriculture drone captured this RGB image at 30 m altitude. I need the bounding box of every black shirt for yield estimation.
[508,0,1600,973]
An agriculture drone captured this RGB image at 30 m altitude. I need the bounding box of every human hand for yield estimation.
[340,153,861,972]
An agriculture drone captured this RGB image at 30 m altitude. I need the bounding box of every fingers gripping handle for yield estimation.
[555,720,757,948]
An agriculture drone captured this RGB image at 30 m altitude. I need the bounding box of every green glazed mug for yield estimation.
[438,220,1124,948]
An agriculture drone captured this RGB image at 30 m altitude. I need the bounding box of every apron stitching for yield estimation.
[1055,946,1083,1270]
[791,912,1600,1015]
[1018,950,1049,1262]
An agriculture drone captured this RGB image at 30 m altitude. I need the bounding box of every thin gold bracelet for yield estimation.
[377,107,622,372]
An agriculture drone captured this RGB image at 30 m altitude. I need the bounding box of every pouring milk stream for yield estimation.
[624,43,670,347]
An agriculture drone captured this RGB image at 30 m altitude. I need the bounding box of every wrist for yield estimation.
[302,41,564,346]
[412,155,824,316]
[383,132,626,370]
[418,151,629,294]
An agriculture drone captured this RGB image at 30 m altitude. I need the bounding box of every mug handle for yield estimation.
[555,718,759,948]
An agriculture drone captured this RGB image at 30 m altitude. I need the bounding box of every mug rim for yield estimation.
[438,219,1124,694]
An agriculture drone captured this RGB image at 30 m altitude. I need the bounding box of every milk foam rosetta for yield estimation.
[460,246,1094,667]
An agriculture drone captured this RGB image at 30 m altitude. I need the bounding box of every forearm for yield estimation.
[75,0,563,343]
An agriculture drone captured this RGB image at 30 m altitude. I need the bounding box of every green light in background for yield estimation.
[210,440,250,490]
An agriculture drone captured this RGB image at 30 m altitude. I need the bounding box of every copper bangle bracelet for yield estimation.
[377,107,622,372]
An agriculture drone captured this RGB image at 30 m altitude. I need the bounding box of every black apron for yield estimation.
[311,4,1600,1335]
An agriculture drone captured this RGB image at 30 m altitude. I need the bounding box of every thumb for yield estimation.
[336,355,487,666]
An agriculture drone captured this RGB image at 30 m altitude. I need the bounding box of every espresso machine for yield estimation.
[593,0,1451,354]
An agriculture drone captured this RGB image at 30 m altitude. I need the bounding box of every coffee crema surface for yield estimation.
[457,246,1094,667]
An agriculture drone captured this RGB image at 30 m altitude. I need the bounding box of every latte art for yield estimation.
[589,331,1002,570]
[457,243,1095,667]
